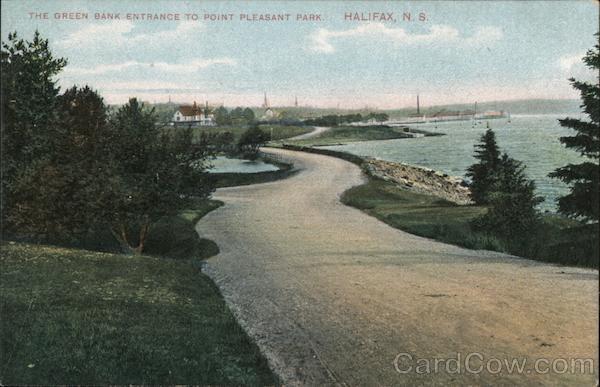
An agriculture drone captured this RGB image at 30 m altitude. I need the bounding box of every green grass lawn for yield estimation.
[0,242,276,385]
[342,178,598,268]
[189,124,311,142]
[259,124,312,141]
[282,125,426,146]
[0,198,277,384]
[341,179,494,249]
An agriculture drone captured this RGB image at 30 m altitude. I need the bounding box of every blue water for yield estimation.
[208,156,280,174]
[323,114,591,212]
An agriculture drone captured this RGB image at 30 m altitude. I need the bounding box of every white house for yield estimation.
[172,101,216,126]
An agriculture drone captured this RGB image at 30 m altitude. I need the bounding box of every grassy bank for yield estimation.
[0,242,276,385]
[73,199,222,261]
[342,178,598,268]
[259,124,313,140]
[281,125,441,146]
[0,199,278,384]
[190,124,311,142]
[145,199,223,261]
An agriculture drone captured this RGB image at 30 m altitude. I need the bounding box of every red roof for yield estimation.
[178,105,202,117]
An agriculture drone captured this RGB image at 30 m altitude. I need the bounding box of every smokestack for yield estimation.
[417,94,420,115]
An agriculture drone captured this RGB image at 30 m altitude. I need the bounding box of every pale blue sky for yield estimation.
[1,0,598,107]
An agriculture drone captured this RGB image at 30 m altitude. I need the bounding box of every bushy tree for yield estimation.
[473,154,544,251]
[5,86,119,241]
[238,124,270,158]
[1,31,67,230]
[107,98,212,254]
[549,37,599,222]
[366,112,389,122]
[466,128,501,204]
[215,131,235,153]
[243,107,255,122]
[1,32,214,253]
[214,105,231,126]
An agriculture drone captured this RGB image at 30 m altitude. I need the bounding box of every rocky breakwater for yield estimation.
[364,158,472,205]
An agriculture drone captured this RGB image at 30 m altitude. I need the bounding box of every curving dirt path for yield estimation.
[288,126,331,140]
[195,147,598,386]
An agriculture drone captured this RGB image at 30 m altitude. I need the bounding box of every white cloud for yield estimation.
[309,24,503,53]
[558,53,584,71]
[57,21,133,48]
[57,21,203,48]
[91,81,186,90]
[63,58,236,76]
[558,52,596,83]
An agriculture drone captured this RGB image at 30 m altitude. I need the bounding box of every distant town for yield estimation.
[156,94,579,128]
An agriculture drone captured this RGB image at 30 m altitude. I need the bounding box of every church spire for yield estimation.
[294,95,298,107]
[262,92,269,108]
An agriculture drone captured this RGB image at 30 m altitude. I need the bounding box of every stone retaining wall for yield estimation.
[363,158,472,205]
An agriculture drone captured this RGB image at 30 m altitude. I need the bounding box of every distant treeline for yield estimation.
[214,106,255,126]
[304,112,389,126]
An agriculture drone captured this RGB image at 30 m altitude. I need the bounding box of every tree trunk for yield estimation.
[110,220,151,255]
[110,223,134,254]
[133,221,151,255]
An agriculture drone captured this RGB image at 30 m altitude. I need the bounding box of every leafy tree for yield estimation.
[473,154,544,252]
[1,31,67,230]
[215,131,235,153]
[366,112,389,122]
[549,37,599,222]
[229,106,244,121]
[238,124,270,158]
[106,98,212,254]
[214,105,231,126]
[243,107,256,123]
[466,128,501,204]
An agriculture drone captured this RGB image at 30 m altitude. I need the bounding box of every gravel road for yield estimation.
[288,126,331,140]
[195,147,598,386]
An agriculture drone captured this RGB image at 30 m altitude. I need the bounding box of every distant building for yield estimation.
[262,107,278,120]
[172,101,215,126]
[260,92,279,120]
[481,110,506,118]
[261,92,269,109]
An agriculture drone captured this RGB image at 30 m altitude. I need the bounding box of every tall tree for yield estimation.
[474,153,544,251]
[1,31,67,230]
[107,98,212,254]
[466,128,501,204]
[549,36,599,222]
[5,86,115,241]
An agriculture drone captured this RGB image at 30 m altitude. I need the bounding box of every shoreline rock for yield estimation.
[363,158,472,205]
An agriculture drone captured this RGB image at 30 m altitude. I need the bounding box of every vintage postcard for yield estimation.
[1,0,598,385]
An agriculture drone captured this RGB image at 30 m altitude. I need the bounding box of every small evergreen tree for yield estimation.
[473,153,544,252]
[466,128,501,204]
[549,36,599,223]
